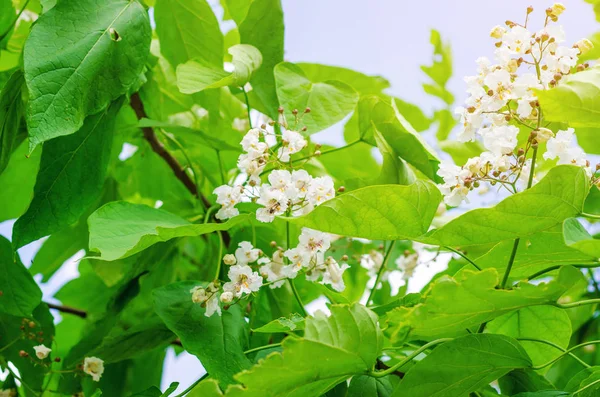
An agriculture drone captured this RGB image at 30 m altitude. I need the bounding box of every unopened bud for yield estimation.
[549,80,557,87]
[277,106,284,114]
[220,291,234,304]
[314,143,322,150]
[518,155,525,164]
[505,20,516,27]
[304,107,311,113]
[19,350,28,357]
[28,321,35,328]
[314,150,321,157]
[490,25,506,39]
[473,181,480,188]
[54,357,61,363]
[487,89,494,96]
[517,148,525,156]
[527,6,534,13]
[549,3,566,18]
[531,140,539,148]
[337,186,345,193]
[577,64,586,72]
[341,254,349,261]
[504,114,512,122]
[536,127,554,143]
[268,120,276,126]
[223,254,236,265]
[292,109,298,115]
[301,126,307,131]
[596,163,600,171]
[467,106,476,114]
[575,38,594,55]
[553,73,562,81]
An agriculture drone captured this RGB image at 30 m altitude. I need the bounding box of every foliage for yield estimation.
[1,2,600,397]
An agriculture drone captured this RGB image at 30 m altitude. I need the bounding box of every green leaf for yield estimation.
[473,226,596,280]
[274,62,359,134]
[347,375,395,397]
[13,99,122,249]
[0,69,23,175]
[296,63,390,95]
[252,313,305,333]
[138,119,240,152]
[0,139,40,222]
[238,0,284,117]
[88,201,249,260]
[225,304,382,396]
[424,165,589,247]
[420,29,454,105]
[486,305,571,367]
[0,235,42,317]
[393,334,531,397]
[23,0,151,148]
[536,67,600,127]
[385,266,583,342]
[499,368,557,395]
[512,392,569,397]
[563,217,600,257]
[154,0,222,68]
[565,367,600,393]
[189,379,223,397]
[153,281,252,386]
[357,95,440,181]
[177,44,262,94]
[288,180,441,241]
[0,0,15,47]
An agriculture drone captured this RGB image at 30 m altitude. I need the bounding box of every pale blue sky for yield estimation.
[1,1,598,394]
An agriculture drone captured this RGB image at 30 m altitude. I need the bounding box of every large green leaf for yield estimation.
[13,100,122,249]
[177,44,262,94]
[225,304,382,396]
[296,63,390,95]
[153,281,252,386]
[288,180,441,240]
[154,0,222,68]
[385,266,583,343]
[537,67,600,127]
[347,376,395,397]
[23,0,151,149]
[138,119,240,151]
[0,139,40,222]
[424,166,589,247]
[563,217,600,257]
[238,0,284,117]
[486,305,571,367]
[274,62,359,134]
[0,69,23,175]
[0,235,42,317]
[393,334,531,397]
[88,201,249,260]
[473,226,597,280]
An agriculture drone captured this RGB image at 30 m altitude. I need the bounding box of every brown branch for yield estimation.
[129,93,211,209]
[46,302,87,319]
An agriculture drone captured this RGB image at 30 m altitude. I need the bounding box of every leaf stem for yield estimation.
[516,337,590,368]
[444,246,481,271]
[215,231,224,280]
[574,378,600,395]
[174,373,209,397]
[368,338,452,378]
[554,298,600,309]
[582,212,600,220]
[366,241,397,305]
[286,220,307,316]
[244,342,282,355]
[531,339,600,370]
[525,262,600,281]
[242,87,253,129]
[500,238,520,289]
[292,139,362,163]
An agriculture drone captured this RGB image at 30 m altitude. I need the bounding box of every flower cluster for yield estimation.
[439,4,593,206]
[28,345,104,382]
[213,124,335,223]
[191,229,351,317]
[360,247,422,282]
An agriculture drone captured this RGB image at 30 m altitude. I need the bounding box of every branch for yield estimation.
[46,302,87,319]
[129,93,211,209]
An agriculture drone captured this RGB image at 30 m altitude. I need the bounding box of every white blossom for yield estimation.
[234,241,260,266]
[33,345,51,359]
[223,264,263,298]
[83,357,105,382]
[321,256,350,292]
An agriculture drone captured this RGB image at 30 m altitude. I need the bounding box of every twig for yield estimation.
[46,302,87,319]
[130,93,211,209]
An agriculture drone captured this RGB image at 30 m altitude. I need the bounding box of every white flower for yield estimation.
[292,169,312,199]
[284,247,311,274]
[241,128,268,156]
[213,185,242,220]
[83,357,105,382]
[259,251,288,288]
[575,38,594,55]
[307,176,335,206]
[490,25,506,39]
[235,241,260,266]
[33,345,51,359]
[223,254,236,265]
[321,256,350,292]
[298,228,331,255]
[483,125,518,156]
[502,25,532,55]
[360,250,384,277]
[395,252,419,280]
[256,185,288,222]
[277,130,307,162]
[204,293,221,317]
[544,128,575,162]
[516,98,534,119]
[223,264,263,297]
[190,283,221,317]
[220,291,234,304]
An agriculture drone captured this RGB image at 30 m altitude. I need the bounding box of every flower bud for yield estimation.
[337,186,345,193]
[575,38,594,55]
[220,291,234,304]
[536,127,554,143]
[341,254,349,261]
[527,6,534,14]
[549,3,566,18]
[517,148,525,156]
[223,254,236,265]
[292,109,298,115]
[270,241,277,248]
[577,64,586,72]
[19,350,28,357]
[277,106,284,114]
[490,25,506,39]
[304,107,311,113]
[314,150,321,157]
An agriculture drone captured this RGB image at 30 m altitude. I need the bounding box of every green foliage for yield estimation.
[2,2,600,396]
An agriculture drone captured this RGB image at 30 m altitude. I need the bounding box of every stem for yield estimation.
[554,299,600,309]
[589,268,600,296]
[203,204,220,224]
[574,378,600,395]
[292,139,362,163]
[174,373,209,397]
[368,338,452,378]
[216,150,226,185]
[444,246,481,271]
[215,231,224,280]
[526,146,538,189]
[582,212,600,220]
[242,87,253,129]
[366,241,397,305]
[516,337,590,368]
[7,365,39,396]
[532,339,600,370]
[286,220,307,316]
[46,302,87,318]
[244,343,282,355]
[526,263,600,281]
[500,238,520,289]
[158,128,200,195]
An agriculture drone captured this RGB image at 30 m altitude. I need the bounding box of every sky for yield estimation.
[1,0,598,395]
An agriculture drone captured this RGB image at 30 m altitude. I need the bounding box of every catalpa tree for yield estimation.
[1,1,600,396]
